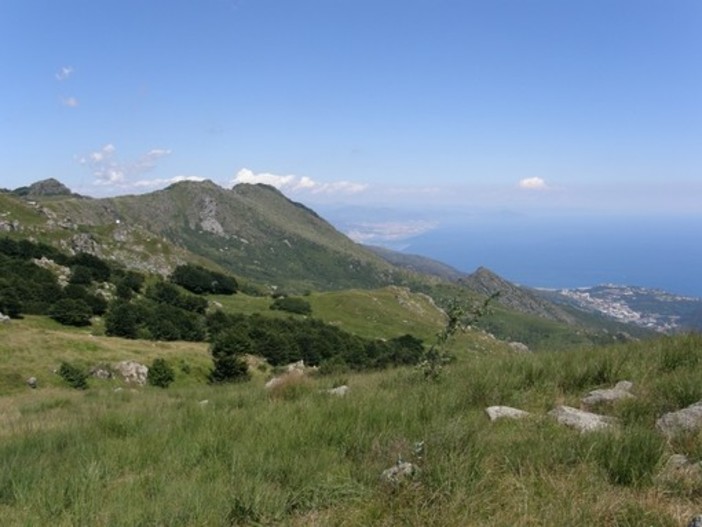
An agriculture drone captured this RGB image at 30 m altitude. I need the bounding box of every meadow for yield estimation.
[1,314,702,526]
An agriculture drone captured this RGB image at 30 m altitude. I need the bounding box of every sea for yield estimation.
[400,215,702,298]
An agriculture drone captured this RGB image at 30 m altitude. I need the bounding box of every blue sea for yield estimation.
[402,215,702,298]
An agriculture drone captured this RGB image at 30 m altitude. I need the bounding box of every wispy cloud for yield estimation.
[55,66,74,81]
[518,177,549,190]
[132,175,206,188]
[231,168,368,195]
[61,96,79,107]
[77,144,172,186]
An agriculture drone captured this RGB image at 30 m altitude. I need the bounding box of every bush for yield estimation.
[170,264,237,295]
[209,329,251,383]
[58,361,88,389]
[270,296,312,315]
[49,298,93,327]
[148,358,175,388]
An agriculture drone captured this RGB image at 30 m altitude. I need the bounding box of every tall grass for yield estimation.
[1,332,702,524]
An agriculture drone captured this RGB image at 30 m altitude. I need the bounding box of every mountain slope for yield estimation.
[3,181,399,290]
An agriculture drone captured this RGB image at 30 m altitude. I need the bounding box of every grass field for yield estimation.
[1,312,702,525]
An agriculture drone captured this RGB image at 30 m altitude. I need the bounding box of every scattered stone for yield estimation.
[380,461,420,484]
[0,312,10,323]
[688,515,702,527]
[508,341,531,353]
[657,454,702,481]
[113,360,149,386]
[581,380,635,409]
[327,385,350,397]
[26,376,38,389]
[113,387,123,393]
[90,364,113,380]
[198,399,209,406]
[548,405,617,433]
[658,401,702,438]
[485,406,530,421]
[656,401,702,438]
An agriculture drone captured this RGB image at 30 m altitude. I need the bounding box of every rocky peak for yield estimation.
[14,178,74,198]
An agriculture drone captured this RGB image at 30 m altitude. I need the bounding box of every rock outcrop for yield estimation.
[380,461,420,484]
[113,361,149,386]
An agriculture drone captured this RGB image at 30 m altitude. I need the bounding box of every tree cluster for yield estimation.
[170,264,237,295]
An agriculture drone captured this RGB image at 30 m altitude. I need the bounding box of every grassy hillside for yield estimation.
[1,318,702,525]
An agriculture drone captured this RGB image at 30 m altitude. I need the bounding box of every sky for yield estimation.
[1,1,701,235]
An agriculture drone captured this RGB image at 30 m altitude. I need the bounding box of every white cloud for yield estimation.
[55,66,74,81]
[132,175,206,188]
[231,168,367,195]
[61,96,79,107]
[519,177,549,190]
[77,144,172,186]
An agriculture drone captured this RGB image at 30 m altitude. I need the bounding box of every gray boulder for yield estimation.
[508,341,531,353]
[656,400,702,438]
[90,364,113,379]
[380,461,420,484]
[113,360,149,386]
[548,405,617,433]
[0,311,10,323]
[26,376,38,389]
[688,515,702,527]
[581,380,634,409]
[485,406,530,421]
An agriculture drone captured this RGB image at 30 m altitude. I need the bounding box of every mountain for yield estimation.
[365,245,467,282]
[1,180,401,291]
[12,178,77,198]
[540,284,702,333]
[458,266,578,325]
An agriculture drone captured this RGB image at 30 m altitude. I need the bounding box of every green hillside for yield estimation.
[1,316,701,525]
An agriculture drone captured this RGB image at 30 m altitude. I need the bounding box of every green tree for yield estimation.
[49,298,93,327]
[209,329,251,383]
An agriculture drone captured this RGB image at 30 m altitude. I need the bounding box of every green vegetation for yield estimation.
[170,263,237,295]
[270,296,312,315]
[147,358,175,388]
[57,361,89,389]
[1,323,701,525]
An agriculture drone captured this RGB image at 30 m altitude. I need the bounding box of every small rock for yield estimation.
[90,365,113,380]
[656,400,702,439]
[26,376,38,389]
[485,406,530,421]
[688,515,702,527]
[0,312,10,323]
[548,405,617,433]
[198,399,209,406]
[380,461,420,484]
[265,368,304,390]
[327,385,350,397]
[113,387,123,392]
[581,380,635,409]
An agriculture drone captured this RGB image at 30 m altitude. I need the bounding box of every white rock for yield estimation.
[327,385,350,397]
[656,400,702,438]
[548,405,617,433]
[485,406,530,421]
[581,381,634,408]
[380,461,419,484]
[113,360,149,386]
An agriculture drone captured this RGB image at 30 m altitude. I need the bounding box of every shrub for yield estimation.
[209,329,251,383]
[270,296,312,315]
[170,264,237,295]
[58,361,88,389]
[148,358,175,388]
[49,298,93,327]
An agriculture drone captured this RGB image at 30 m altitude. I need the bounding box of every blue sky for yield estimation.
[1,0,700,222]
